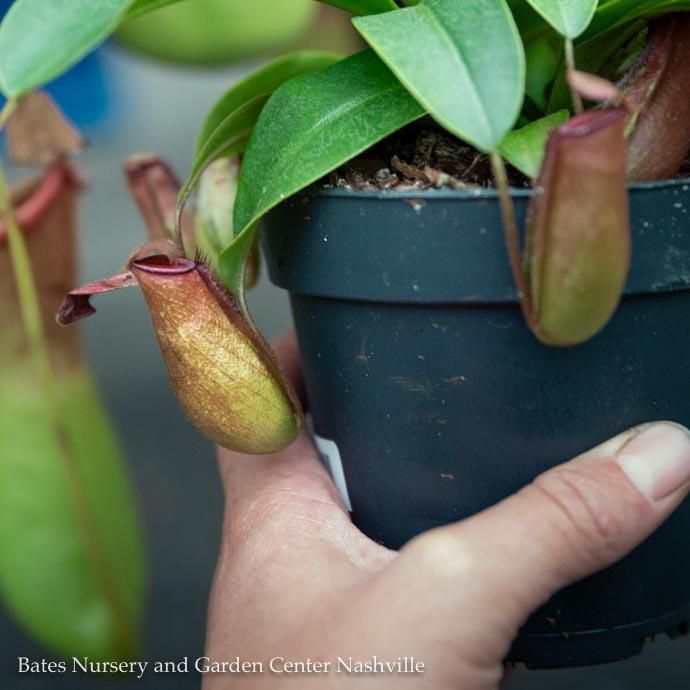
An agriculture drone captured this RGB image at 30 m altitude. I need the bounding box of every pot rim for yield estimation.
[308,175,690,201]
[264,174,690,303]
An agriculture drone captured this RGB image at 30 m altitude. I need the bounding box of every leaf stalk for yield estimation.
[565,38,584,114]
[489,149,535,328]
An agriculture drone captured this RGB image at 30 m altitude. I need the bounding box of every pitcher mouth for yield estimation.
[131,255,197,275]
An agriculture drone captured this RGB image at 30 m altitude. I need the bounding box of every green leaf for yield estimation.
[523,0,597,38]
[194,51,340,159]
[179,51,340,219]
[0,0,133,97]
[315,0,398,15]
[585,0,690,41]
[353,0,525,153]
[0,0,197,96]
[122,0,185,21]
[179,101,259,219]
[546,19,646,112]
[525,35,561,109]
[222,49,425,291]
[0,367,145,660]
[507,0,550,41]
[117,0,317,66]
[500,110,568,178]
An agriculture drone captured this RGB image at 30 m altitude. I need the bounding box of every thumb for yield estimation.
[387,422,690,664]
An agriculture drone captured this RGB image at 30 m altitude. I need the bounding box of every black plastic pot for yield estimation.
[261,179,690,669]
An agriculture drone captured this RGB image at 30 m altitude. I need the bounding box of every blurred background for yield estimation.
[0,1,688,688]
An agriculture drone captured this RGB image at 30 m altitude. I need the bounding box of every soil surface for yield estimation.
[322,118,530,191]
[321,116,690,192]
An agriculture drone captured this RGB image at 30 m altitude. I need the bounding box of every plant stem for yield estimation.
[0,145,135,658]
[0,102,66,482]
[565,38,584,115]
[489,150,535,326]
[0,170,55,403]
[0,99,16,129]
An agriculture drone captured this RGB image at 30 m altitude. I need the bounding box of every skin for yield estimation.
[204,332,690,690]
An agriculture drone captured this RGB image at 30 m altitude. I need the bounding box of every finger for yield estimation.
[378,422,690,665]
[217,331,345,510]
[213,333,391,580]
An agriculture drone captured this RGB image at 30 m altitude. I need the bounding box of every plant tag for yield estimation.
[310,425,352,512]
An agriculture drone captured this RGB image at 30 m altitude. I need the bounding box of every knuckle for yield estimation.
[531,466,625,563]
[402,529,476,578]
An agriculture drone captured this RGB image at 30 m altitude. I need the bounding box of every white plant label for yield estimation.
[312,428,352,512]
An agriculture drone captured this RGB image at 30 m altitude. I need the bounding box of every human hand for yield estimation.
[203,332,690,690]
